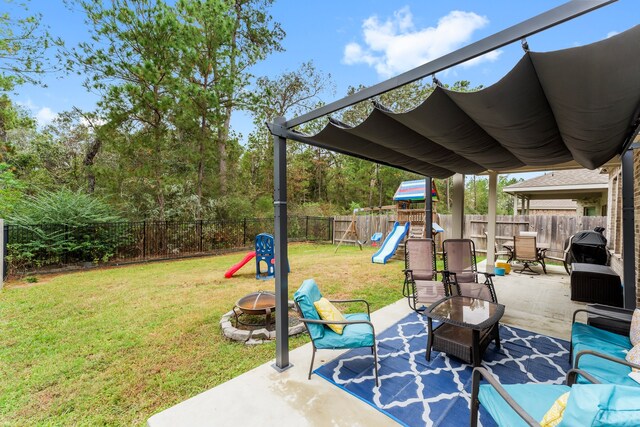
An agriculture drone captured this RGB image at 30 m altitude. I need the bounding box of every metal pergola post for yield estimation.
[621,149,636,310]
[425,177,432,237]
[272,117,291,371]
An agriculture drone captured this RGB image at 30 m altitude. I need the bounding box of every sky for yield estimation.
[8,0,640,179]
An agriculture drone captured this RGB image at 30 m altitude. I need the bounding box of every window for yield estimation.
[583,206,597,216]
[601,204,607,216]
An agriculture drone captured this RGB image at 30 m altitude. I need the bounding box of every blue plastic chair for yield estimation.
[293,279,379,386]
[471,367,640,426]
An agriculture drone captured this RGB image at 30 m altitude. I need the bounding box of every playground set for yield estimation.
[372,180,443,264]
[225,233,280,280]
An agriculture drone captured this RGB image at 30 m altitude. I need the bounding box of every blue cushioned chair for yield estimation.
[570,307,640,386]
[471,367,640,426]
[293,279,379,386]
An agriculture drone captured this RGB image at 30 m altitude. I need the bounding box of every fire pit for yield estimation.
[220,291,305,344]
[233,290,276,327]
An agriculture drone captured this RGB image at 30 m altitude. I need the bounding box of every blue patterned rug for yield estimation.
[315,312,571,427]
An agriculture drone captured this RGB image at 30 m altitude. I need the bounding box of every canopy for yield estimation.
[393,179,438,202]
[301,25,640,178]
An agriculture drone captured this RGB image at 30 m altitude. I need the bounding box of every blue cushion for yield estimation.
[479,384,570,427]
[572,322,632,351]
[293,279,324,340]
[559,384,640,426]
[314,313,374,349]
[573,343,636,386]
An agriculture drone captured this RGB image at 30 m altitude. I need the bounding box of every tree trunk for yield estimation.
[196,103,207,218]
[83,136,102,194]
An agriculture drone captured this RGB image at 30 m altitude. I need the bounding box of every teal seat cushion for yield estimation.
[314,313,374,349]
[293,279,324,340]
[559,384,640,426]
[572,322,631,351]
[479,384,570,427]
[573,343,636,386]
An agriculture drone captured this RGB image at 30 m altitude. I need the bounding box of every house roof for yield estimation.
[505,169,608,191]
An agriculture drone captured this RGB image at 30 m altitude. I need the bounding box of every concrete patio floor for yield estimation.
[148,262,583,426]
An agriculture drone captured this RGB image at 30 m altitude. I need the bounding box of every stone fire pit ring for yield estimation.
[220,299,305,345]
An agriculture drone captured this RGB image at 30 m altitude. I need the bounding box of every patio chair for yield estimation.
[484,232,512,261]
[512,235,546,274]
[442,239,497,303]
[569,307,639,387]
[403,238,448,312]
[470,366,640,426]
[293,279,379,386]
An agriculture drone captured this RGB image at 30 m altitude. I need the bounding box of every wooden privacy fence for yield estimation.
[334,214,607,258]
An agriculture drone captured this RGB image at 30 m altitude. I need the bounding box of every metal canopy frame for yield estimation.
[269,0,623,371]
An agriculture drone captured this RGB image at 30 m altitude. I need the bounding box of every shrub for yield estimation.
[7,189,125,272]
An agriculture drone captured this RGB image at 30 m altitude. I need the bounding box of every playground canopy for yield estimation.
[393,180,438,202]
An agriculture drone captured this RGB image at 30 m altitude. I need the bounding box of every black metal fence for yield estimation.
[2,216,332,276]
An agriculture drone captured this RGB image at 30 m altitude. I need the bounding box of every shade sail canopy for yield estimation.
[301,25,640,179]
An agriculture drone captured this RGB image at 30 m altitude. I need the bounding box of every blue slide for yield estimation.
[372,222,410,264]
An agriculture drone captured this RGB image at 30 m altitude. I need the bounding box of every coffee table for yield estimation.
[424,296,505,367]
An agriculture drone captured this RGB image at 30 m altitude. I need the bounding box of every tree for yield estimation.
[70,0,187,219]
[0,0,53,91]
[209,0,284,195]
[0,162,24,218]
[245,61,333,204]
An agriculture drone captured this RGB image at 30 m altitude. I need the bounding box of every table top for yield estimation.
[426,296,505,330]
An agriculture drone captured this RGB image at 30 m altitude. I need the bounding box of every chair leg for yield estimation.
[539,256,547,274]
[470,370,481,427]
[516,261,539,275]
[372,343,379,387]
[308,346,316,380]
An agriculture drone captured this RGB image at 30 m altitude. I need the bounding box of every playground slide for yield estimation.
[372,222,410,264]
[224,251,256,278]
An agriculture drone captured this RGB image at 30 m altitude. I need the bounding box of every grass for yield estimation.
[0,243,407,426]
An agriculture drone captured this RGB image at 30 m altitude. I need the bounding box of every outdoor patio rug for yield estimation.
[314,311,571,427]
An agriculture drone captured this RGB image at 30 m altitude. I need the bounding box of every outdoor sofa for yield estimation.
[570,306,640,387]
[471,367,640,426]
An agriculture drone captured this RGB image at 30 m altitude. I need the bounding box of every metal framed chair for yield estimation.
[484,232,512,261]
[470,366,640,427]
[442,239,497,302]
[293,279,379,386]
[513,235,546,274]
[403,238,448,312]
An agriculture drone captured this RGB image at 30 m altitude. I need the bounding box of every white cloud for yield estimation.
[36,107,57,126]
[606,30,619,38]
[343,8,501,78]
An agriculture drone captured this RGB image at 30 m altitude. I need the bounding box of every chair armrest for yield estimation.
[298,317,374,328]
[566,368,601,386]
[403,269,415,282]
[574,349,640,371]
[470,367,539,427]
[586,304,634,318]
[477,271,496,278]
[572,308,632,326]
[328,299,371,316]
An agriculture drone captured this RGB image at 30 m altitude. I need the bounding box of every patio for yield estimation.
[150,2,640,425]
[148,263,583,426]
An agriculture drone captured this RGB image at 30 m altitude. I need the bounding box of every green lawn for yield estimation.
[0,243,406,426]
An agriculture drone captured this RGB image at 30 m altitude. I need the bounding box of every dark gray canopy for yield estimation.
[304,25,640,179]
